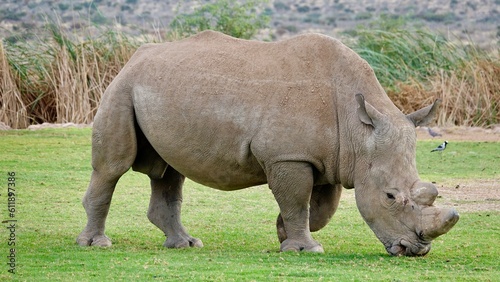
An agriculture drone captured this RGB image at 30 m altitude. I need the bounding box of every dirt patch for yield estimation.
[435,179,500,213]
[417,126,500,142]
[18,123,500,140]
[26,122,93,130]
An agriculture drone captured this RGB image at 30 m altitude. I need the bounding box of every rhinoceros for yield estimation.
[77,30,459,256]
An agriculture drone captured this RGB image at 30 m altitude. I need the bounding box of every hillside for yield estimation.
[1,0,498,48]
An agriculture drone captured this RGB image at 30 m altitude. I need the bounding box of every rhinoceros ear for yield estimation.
[356,93,384,127]
[406,99,441,127]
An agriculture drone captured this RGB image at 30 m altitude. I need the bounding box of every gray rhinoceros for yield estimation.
[77,31,459,256]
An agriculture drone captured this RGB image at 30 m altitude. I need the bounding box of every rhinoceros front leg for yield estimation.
[277,183,343,243]
[268,162,323,252]
[147,167,203,248]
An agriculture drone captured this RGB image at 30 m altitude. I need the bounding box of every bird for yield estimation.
[431,141,448,152]
[427,127,442,137]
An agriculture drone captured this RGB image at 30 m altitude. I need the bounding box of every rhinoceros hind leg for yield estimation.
[276,183,342,244]
[77,170,122,247]
[268,162,323,252]
[148,167,203,249]
[77,104,138,247]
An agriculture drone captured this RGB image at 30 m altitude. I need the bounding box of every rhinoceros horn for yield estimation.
[411,182,438,206]
[421,206,459,240]
[411,182,459,240]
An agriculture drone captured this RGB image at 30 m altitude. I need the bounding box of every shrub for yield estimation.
[355,12,372,20]
[284,25,297,33]
[58,3,70,11]
[418,11,457,23]
[296,5,310,13]
[274,1,290,11]
[168,0,270,40]
[303,13,321,24]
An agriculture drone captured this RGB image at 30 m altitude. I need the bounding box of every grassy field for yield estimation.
[0,128,498,281]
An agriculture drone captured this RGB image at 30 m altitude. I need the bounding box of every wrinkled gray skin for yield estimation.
[77,31,458,256]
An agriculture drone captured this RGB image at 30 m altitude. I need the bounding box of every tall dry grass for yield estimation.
[1,18,499,128]
[391,59,500,127]
[0,41,29,128]
[0,23,140,128]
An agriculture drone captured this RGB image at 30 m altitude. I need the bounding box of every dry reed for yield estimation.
[390,58,500,127]
[0,41,29,128]
[0,25,139,128]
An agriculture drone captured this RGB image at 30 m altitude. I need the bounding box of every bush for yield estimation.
[273,1,290,11]
[169,0,270,40]
[58,3,70,11]
[355,12,372,20]
[303,13,321,24]
[0,9,26,21]
[418,11,457,23]
[296,5,310,13]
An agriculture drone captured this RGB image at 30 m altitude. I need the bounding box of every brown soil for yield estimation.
[416,126,500,142]
[435,179,500,213]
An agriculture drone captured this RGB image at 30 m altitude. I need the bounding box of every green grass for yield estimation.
[417,140,500,182]
[0,128,498,281]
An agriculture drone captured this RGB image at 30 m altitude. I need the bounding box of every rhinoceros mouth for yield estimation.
[386,239,431,256]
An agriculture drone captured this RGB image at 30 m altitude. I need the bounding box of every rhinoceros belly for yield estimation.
[133,85,268,190]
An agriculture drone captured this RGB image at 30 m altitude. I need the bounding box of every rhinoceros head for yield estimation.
[352,94,459,256]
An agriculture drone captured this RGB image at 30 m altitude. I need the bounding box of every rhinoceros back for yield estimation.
[106,31,370,190]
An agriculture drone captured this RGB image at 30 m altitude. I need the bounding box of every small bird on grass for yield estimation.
[431,141,448,152]
[427,127,442,137]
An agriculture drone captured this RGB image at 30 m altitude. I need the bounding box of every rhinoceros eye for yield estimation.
[386,193,395,200]
[418,231,424,239]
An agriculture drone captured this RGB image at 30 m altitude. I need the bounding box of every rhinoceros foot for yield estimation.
[164,235,203,249]
[280,239,324,253]
[76,232,112,247]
